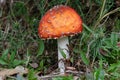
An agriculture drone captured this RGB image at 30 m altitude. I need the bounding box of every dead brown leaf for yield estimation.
[0,66,28,80]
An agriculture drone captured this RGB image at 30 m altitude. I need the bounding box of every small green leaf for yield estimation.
[94,60,105,80]
[1,49,9,59]
[73,49,89,65]
[0,59,7,65]
[59,48,66,58]
[94,69,105,80]
[111,33,118,47]
[80,51,89,65]
[12,59,24,66]
[10,51,16,62]
[107,61,120,72]
[83,23,94,34]
[70,57,74,63]
[27,69,37,80]
[40,60,44,69]
[37,39,44,57]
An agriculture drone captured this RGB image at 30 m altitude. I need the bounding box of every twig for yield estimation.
[37,70,81,80]
[86,40,95,58]
[94,7,120,29]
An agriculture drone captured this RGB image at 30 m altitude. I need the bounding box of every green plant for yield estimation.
[94,60,105,80]
[100,32,120,63]
[27,69,37,80]
[52,75,73,80]
[0,49,24,68]
[107,61,120,79]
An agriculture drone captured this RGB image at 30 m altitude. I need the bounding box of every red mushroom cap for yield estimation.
[38,5,82,39]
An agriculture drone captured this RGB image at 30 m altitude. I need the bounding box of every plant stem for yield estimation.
[57,37,69,74]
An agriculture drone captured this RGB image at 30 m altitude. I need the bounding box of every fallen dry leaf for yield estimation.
[0,66,28,80]
[29,63,38,68]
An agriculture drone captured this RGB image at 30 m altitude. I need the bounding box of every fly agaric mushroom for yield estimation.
[38,5,82,74]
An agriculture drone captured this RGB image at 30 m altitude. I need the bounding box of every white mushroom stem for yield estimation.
[57,37,69,74]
